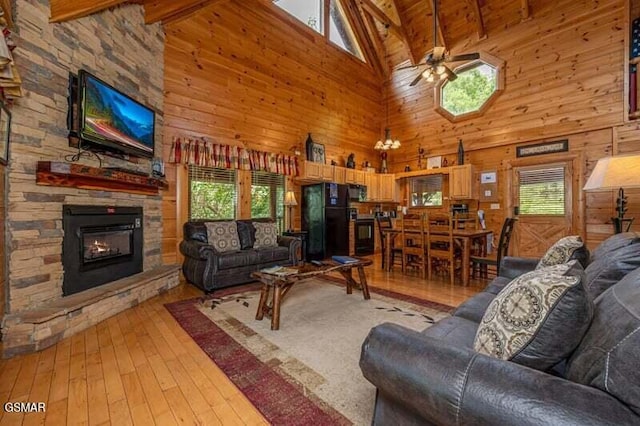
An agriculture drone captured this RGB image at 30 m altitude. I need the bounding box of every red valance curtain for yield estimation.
[168,136,299,176]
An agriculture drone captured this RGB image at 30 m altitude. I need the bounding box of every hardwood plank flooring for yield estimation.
[0,256,487,424]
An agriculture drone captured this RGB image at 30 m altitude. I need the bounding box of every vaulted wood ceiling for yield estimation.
[49,0,534,79]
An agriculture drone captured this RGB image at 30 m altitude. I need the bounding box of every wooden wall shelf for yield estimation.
[36,161,168,195]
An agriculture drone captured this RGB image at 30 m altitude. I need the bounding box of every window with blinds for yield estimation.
[518,166,565,215]
[251,171,285,231]
[409,175,443,207]
[189,165,237,220]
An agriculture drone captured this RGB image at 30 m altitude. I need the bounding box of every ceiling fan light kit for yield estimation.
[402,0,480,86]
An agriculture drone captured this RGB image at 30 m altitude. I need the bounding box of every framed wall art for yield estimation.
[426,156,441,169]
[309,142,325,163]
[0,101,10,165]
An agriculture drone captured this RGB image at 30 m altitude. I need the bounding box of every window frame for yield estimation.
[271,0,365,62]
[188,165,238,221]
[408,175,444,208]
[434,51,505,122]
[251,171,286,232]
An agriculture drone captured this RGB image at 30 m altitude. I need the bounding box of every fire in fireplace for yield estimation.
[63,205,143,296]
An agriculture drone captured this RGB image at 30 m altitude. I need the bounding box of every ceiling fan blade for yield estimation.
[409,72,425,87]
[397,63,429,71]
[433,46,446,60]
[444,65,457,81]
[447,52,480,62]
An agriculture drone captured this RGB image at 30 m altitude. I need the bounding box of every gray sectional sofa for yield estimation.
[360,232,640,425]
[180,219,301,293]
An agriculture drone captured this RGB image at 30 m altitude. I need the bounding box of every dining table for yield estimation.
[381,227,492,286]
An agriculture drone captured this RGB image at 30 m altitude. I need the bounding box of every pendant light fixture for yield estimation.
[375,82,401,151]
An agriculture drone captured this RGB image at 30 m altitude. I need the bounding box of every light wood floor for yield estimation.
[0,256,489,425]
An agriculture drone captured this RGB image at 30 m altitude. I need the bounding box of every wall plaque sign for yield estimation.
[516,139,568,158]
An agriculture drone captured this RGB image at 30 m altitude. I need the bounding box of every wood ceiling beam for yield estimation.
[344,0,386,78]
[49,0,128,23]
[342,0,384,78]
[429,0,447,50]
[359,4,389,78]
[467,0,486,40]
[521,0,532,21]
[388,0,421,65]
[143,0,229,25]
[358,0,416,66]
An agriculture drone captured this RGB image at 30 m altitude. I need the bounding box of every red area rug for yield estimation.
[165,280,452,425]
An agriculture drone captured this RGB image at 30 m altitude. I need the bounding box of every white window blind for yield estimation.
[518,166,565,215]
[410,175,443,207]
[189,165,237,220]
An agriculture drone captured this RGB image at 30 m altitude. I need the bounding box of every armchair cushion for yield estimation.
[253,222,279,248]
[536,235,585,269]
[205,221,241,252]
[566,267,640,416]
[474,261,593,370]
[236,220,256,249]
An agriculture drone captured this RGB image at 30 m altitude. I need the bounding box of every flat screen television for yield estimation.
[73,70,155,158]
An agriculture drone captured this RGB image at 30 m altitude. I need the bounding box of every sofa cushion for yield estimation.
[536,236,585,269]
[453,292,496,323]
[205,221,241,253]
[254,222,279,248]
[420,316,478,350]
[217,250,261,270]
[254,246,290,264]
[583,232,640,299]
[485,276,512,295]
[236,220,256,250]
[565,267,640,416]
[184,221,208,243]
[474,261,593,371]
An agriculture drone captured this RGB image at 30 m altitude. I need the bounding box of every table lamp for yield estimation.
[284,190,298,232]
[583,154,640,233]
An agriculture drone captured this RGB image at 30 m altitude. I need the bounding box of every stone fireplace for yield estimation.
[62,205,144,296]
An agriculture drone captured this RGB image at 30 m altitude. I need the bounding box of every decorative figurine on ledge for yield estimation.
[380,151,388,173]
[417,145,427,169]
[346,153,355,169]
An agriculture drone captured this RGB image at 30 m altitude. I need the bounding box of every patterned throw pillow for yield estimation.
[536,235,584,269]
[474,261,593,370]
[205,221,240,253]
[253,222,279,249]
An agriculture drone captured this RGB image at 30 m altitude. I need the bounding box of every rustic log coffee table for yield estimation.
[251,258,373,330]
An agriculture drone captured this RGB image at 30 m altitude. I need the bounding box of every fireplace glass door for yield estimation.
[81,225,134,269]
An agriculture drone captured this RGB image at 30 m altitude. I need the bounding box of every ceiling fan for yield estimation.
[399,0,480,86]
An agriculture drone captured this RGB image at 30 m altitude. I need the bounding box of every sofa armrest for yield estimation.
[179,239,218,260]
[499,256,539,279]
[360,323,639,426]
[277,235,302,265]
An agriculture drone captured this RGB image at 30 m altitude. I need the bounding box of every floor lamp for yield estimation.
[583,154,640,233]
[284,190,298,232]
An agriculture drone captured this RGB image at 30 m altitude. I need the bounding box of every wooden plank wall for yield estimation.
[161,1,384,263]
[384,0,636,250]
[0,165,5,320]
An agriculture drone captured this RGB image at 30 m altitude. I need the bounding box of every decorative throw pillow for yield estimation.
[205,221,240,253]
[473,261,593,371]
[253,222,279,249]
[536,235,584,269]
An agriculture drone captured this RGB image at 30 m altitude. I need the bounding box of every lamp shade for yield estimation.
[583,154,640,191]
[284,190,298,206]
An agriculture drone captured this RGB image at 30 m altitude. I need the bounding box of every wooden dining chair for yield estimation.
[400,212,427,278]
[470,217,517,278]
[426,213,458,285]
[376,215,402,271]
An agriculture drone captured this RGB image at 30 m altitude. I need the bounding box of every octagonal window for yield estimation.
[434,52,505,122]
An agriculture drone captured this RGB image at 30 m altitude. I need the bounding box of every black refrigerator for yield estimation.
[302,183,350,260]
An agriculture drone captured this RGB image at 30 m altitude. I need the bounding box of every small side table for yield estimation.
[283,230,308,262]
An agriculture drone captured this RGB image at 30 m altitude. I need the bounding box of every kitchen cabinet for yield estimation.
[320,164,334,181]
[345,169,366,185]
[302,162,322,180]
[365,173,379,201]
[449,165,475,199]
[333,166,346,184]
[377,174,396,201]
